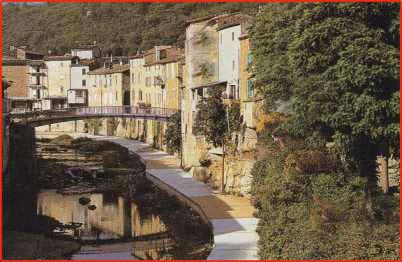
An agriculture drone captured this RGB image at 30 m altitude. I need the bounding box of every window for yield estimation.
[197,88,203,98]
[247,53,253,66]
[82,80,86,87]
[139,90,143,101]
[232,60,235,71]
[82,68,86,75]
[232,32,235,41]
[247,80,254,98]
[60,86,64,93]
[116,91,118,102]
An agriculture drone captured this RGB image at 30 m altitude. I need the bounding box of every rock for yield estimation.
[240,128,257,153]
[102,150,120,168]
[191,166,210,183]
[239,160,255,197]
[78,197,91,205]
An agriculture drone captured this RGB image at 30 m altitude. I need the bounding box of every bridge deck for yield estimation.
[9,106,178,126]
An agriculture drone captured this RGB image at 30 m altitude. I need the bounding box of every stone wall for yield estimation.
[4,125,38,230]
[187,127,258,197]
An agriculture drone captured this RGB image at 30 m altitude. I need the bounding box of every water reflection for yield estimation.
[37,190,167,241]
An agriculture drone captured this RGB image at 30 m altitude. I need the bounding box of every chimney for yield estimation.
[155,46,160,61]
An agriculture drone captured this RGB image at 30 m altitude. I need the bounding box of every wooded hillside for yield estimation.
[2,2,260,56]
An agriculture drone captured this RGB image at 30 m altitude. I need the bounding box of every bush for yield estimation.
[102,151,120,168]
[251,140,400,259]
[50,135,73,145]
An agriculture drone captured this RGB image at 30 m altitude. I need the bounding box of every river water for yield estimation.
[34,139,211,260]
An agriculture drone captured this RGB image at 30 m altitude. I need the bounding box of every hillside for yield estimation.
[2,2,260,56]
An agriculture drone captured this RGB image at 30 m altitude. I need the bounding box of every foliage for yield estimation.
[165,112,182,154]
[50,134,73,145]
[84,119,102,134]
[107,118,120,135]
[227,101,241,133]
[250,3,400,259]
[3,3,260,55]
[250,3,400,188]
[194,86,227,147]
[251,140,400,259]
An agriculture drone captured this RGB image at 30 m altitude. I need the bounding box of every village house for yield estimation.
[70,42,101,60]
[127,46,183,148]
[182,13,260,194]
[86,60,130,135]
[2,58,32,112]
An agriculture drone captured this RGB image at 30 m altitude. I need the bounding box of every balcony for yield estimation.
[67,89,88,106]
[27,71,46,76]
[153,76,165,86]
[28,83,46,89]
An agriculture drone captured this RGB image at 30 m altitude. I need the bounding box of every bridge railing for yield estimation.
[9,106,178,122]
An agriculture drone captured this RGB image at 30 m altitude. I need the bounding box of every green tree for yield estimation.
[2,3,261,54]
[250,3,400,259]
[165,111,182,155]
[193,86,242,191]
[250,3,400,188]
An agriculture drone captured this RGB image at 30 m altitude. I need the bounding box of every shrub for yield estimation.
[251,140,400,259]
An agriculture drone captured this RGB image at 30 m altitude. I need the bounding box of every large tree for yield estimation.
[250,3,400,187]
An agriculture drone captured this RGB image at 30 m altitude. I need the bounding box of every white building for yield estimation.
[68,59,90,107]
[218,24,241,99]
[70,44,101,60]
[27,60,48,110]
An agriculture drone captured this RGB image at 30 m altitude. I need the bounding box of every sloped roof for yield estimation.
[87,64,130,75]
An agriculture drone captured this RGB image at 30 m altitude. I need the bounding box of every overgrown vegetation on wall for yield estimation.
[250,3,400,259]
[165,112,182,155]
[84,119,103,134]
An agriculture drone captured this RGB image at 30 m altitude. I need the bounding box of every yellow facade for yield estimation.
[36,57,76,133]
[239,35,263,129]
[128,47,183,149]
[87,68,129,107]
[45,59,71,100]
[86,64,130,136]
[182,16,221,168]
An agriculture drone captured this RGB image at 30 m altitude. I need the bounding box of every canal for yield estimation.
[4,135,212,260]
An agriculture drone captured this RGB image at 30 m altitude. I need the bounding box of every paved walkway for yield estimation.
[38,133,259,260]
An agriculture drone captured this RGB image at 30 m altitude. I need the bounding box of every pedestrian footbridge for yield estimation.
[8,106,178,127]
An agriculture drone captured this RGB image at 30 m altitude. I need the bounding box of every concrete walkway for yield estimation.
[38,133,259,260]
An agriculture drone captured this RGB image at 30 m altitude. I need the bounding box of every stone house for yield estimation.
[2,58,33,112]
[86,62,130,135]
[182,13,260,196]
[126,46,183,149]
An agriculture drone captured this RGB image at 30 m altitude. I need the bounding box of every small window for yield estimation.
[232,32,235,41]
[82,80,86,87]
[82,68,86,75]
[232,60,235,71]
[60,86,64,93]
[247,80,254,98]
[247,53,253,66]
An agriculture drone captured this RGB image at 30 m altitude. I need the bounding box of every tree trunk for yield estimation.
[381,156,389,193]
[221,142,225,193]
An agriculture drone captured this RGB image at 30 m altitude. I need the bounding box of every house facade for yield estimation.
[2,58,32,112]
[127,46,183,148]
